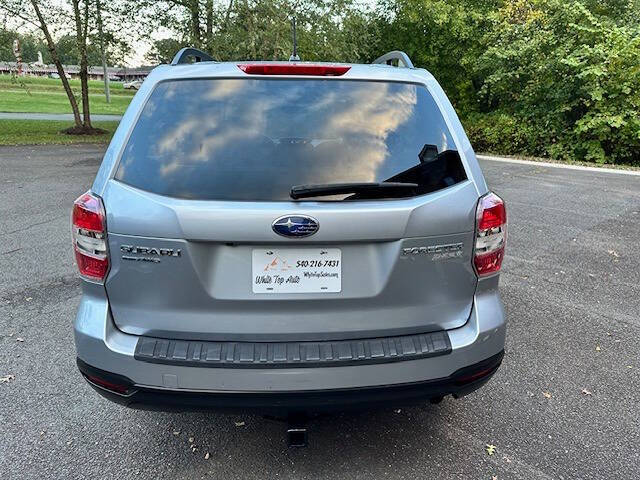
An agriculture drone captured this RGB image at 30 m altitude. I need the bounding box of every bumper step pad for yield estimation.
[134,331,451,369]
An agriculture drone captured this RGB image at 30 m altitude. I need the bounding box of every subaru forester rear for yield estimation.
[73,51,506,414]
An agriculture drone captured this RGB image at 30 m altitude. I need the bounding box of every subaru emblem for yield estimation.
[272,215,319,238]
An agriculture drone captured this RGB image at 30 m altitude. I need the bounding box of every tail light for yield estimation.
[473,192,506,277]
[71,191,108,282]
[453,352,504,386]
[83,374,130,395]
[238,64,351,76]
[77,359,134,396]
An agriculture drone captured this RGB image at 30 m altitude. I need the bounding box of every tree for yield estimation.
[0,0,107,134]
[373,0,500,110]
[146,37,185,64]
[130,0,376,63]
[0,28,48,62]
[472,0,640,164]
[70,0,96,131]
[15,0,84,128]
[50,34,105,65]
[373,0,640,165]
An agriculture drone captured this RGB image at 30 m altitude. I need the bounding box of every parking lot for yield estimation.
[1,144,638,479]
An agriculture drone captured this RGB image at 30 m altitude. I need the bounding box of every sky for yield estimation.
[130,27,173,67]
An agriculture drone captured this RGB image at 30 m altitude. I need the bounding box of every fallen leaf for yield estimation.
[542,391,552,399]
[234,421,245,427]
[486,444,497,456]
[172,431,180,436]
[204,452,210,460]
[595,346,601,352]
[607,250,619,258]
[581,388,592,396]
[0,374,15,384]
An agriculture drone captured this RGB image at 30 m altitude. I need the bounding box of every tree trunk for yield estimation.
[190,0,201,47]
[244,0,257,59]
[205,0,213,40]
[72,0,92,129]
[96,0,110,104]
[29,0,82,128]
[223,0,234,31]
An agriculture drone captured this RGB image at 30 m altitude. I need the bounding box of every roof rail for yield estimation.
[171,47,215,66]
[372,51,414,69]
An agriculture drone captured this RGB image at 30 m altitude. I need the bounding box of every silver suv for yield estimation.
[72,49,506,419]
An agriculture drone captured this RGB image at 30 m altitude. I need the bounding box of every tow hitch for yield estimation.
[287,426,308,448]
[286,413,309,447]
[265,414,309,447]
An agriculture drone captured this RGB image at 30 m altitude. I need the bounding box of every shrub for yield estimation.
[473,0,640,165]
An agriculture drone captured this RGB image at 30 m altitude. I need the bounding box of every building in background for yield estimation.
[0,60,152,81]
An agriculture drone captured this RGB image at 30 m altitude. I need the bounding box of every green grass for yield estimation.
[0,73,130,91]
[0,74,134,115]
[0,76,135,96]
[0,119,117,145]
[0,89,131,115]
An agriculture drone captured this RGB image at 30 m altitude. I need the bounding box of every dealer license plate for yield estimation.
[252,248,342,293]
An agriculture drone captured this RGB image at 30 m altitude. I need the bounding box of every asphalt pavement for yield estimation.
[0,145,638,479]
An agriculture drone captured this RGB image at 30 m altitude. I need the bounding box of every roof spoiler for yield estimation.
[171,47,215,66]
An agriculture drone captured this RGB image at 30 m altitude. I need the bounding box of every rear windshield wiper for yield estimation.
[290,182,419,200]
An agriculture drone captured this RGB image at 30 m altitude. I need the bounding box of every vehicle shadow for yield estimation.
[131,400,463,477]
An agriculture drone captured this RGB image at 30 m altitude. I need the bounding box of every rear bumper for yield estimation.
[77,351,503,414]
[74,279,506,412]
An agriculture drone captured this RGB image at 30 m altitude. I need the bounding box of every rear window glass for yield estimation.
[115,78,466,201]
